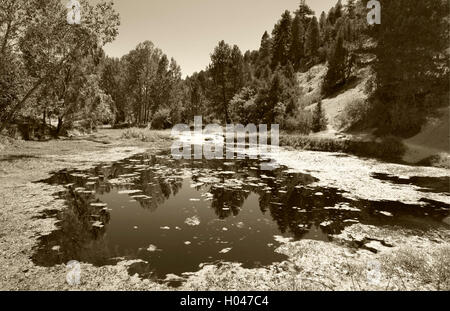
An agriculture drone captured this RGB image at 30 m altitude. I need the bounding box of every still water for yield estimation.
[32,150,450,284]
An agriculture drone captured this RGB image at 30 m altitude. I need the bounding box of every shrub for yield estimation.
[337,98,372,130]
[377,136,407,158]
[279,134,406,161]
[121,128,172,142]
[151,108,172,130]
[312,100,328,132]
[282,110,313,134]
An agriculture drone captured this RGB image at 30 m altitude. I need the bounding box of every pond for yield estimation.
[32,149,450,285]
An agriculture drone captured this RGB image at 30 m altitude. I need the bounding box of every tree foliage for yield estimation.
[0,0,120,133]
[369,0,449,136]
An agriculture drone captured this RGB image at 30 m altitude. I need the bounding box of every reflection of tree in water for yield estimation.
[98,157,184,211]
[138,175,183,211]
[33,154,189,267]
[210,186,250,219]
[257,173,322,238]
[34,151,450,277]
[32,190,113,267]
[259,180,450,239]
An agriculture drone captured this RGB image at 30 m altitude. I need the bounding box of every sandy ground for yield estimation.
[0,129,449,291]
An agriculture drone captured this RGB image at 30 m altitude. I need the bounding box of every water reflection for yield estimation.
[32,151,450,283]
[371,173,450,194]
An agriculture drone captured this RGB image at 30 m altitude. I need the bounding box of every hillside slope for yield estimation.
[403,107,450,165]
[300,64,370,134]
[297,63,449,165]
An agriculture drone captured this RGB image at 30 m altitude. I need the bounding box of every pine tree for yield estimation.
[304,16,320,60]
[289,14,305,70]
[322,33,347,95]
[210,40,233,123]
[346,0,356,19]
[334,0,343,21]
[229,45,245,95]
[284,61,296,84]
[271,10,292,68]
[319,11,327,33]
[327,7,336,25]
[296,0,314,25]
[258,31,272,68]
[312,100,327,132]
[371,0,449,136]
[265,71,283,123]
[319,11,330,48]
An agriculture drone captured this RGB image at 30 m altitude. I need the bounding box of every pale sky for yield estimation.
[97,0,341,77]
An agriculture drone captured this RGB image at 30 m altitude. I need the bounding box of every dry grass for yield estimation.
[381,245,450,291]
[279,133,406,161]
[179,239,450,291]
[121,128,173,142]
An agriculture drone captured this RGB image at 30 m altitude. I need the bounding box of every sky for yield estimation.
[96,0,341,77]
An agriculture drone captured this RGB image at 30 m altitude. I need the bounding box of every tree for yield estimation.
[264,71,284,124]
[304,16,320,61]
[371,0,449,136]
[100,57,127,123]
[319,11,327,34]
[289,14,305,70]
[346,0,356,19]
[258,31,272,69]
[210,40,233,123]
[229,45,245,95]
[271,10,292,68]
[122,41,167,124]
[256,68,297,124]
[334,0,343,21]
[229,87,257,124]
[296,0,314,25]
[78,74,114,131]
[322,34,348,96]
[184,72,209,122]
[312,100,327,132]
[0,0,120,132]
[167,58,184,125]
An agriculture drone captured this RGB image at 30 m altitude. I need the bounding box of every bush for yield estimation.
[337,98,372,130]
[312,100,327,132]
[151,108,172,130]
[282,110,313,134]
[377,136,407,158]
[121,128,172,142]
[279,134,406,161]
[229,87,259,124]
[112,122,132,129]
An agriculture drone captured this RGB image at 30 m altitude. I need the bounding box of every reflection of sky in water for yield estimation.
[32,152,450,283]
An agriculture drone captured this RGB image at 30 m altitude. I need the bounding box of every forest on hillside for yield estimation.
[0,0,448,138]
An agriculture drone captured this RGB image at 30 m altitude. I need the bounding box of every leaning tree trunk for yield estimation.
[56,117,63,137]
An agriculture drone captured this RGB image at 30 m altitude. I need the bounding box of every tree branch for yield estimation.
[0,41,82,132]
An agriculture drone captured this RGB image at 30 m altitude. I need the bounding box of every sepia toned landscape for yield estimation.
[0,0,449,291]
